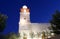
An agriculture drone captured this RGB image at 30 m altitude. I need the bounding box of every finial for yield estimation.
[22,5,27,9]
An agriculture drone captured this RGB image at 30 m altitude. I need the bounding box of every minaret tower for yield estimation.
[19,5,30,39]
[19,5,30,26]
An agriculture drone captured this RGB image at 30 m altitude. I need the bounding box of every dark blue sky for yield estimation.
[0,0,60,34]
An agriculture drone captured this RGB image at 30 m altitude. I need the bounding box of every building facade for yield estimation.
[19,5,53,39]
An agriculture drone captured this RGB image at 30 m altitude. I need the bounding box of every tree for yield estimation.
[0,13,7,39]
[23,33,27,39]
[5,32,20,39]
[42,31,45,39]
[37,32,40,39]
[49,10,60,34]
[0,13,7,32]
[30,32,34,39]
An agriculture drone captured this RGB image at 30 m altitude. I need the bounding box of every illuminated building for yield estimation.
[19,5,53,39]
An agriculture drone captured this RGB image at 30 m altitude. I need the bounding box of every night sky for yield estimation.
[0,0,60,34]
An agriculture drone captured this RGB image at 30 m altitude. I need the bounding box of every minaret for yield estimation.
[19,5,30,26]
[19,5,30,39]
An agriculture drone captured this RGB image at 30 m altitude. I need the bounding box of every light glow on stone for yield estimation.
[48,36,51,38]
[51,33,54,36]
[39,38,42,39]
[20,19,27,25]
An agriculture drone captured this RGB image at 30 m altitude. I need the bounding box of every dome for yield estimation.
[22,5,27,9]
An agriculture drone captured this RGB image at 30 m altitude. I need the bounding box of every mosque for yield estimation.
[19,5,54,39]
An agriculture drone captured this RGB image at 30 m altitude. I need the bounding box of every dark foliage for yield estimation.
[0,13,7,32]
[50,10,60,34]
